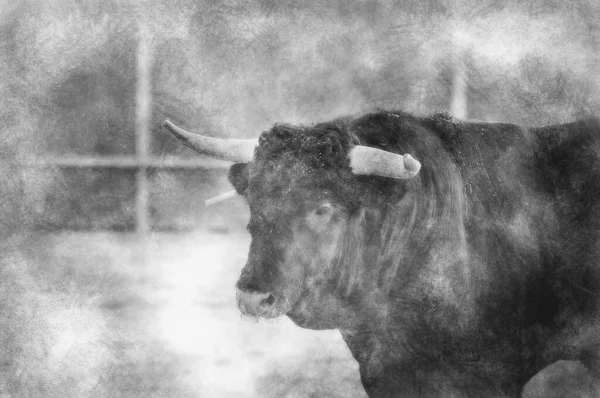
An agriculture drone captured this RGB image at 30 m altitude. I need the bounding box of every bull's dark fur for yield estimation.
[229,111,600,397]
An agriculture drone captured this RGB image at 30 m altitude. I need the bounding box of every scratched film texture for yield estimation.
[1,0,600,397]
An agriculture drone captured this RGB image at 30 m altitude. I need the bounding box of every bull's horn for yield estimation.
[349,146,421,179]
[163,120,257,163]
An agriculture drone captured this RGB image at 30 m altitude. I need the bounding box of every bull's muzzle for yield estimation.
[236,288,278,318]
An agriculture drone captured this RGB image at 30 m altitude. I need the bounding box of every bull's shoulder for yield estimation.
[421,113,530,154]
[530,117,600,140]
[530,118,600,160]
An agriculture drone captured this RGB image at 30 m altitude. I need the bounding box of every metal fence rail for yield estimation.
[23,155,229,235]
[24,156,229,170]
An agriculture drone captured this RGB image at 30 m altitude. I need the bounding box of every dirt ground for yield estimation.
[0,230,595,397]
[1,230,364,397]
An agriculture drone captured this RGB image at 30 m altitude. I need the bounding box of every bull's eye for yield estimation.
[315,204,332,216]
[306,202,335,229]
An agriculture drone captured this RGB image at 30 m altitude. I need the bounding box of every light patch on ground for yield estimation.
[152,231,359,397]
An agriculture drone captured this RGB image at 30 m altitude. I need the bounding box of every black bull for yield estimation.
[163,111,600,397]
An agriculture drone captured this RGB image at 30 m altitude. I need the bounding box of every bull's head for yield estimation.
[163,119,421,330]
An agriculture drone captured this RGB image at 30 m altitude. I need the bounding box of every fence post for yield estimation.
[135,23,152,240]
[450,51,468,119]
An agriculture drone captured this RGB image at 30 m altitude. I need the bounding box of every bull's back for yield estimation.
[430,117,600,379]
[436,118,600,390]
[530,118,600,322]
[523,119,600,383]
[338,113,600,395]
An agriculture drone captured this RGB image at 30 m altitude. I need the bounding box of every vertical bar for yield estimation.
[136,23,152,238]
[450,52,468,119]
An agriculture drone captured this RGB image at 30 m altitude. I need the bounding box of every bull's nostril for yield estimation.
[261,294,275,307]
[237,288,276,316]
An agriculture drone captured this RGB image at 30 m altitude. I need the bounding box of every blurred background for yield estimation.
[1,0,600,396]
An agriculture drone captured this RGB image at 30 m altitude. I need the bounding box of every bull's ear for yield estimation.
[228,163,249,194]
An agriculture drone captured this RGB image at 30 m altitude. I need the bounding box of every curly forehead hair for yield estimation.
[254,120,359,169]
[246,119,406,212]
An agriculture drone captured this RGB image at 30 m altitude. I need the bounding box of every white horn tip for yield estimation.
[403,154,421,174]
[162,119,183,139]
[163,119,174,130]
